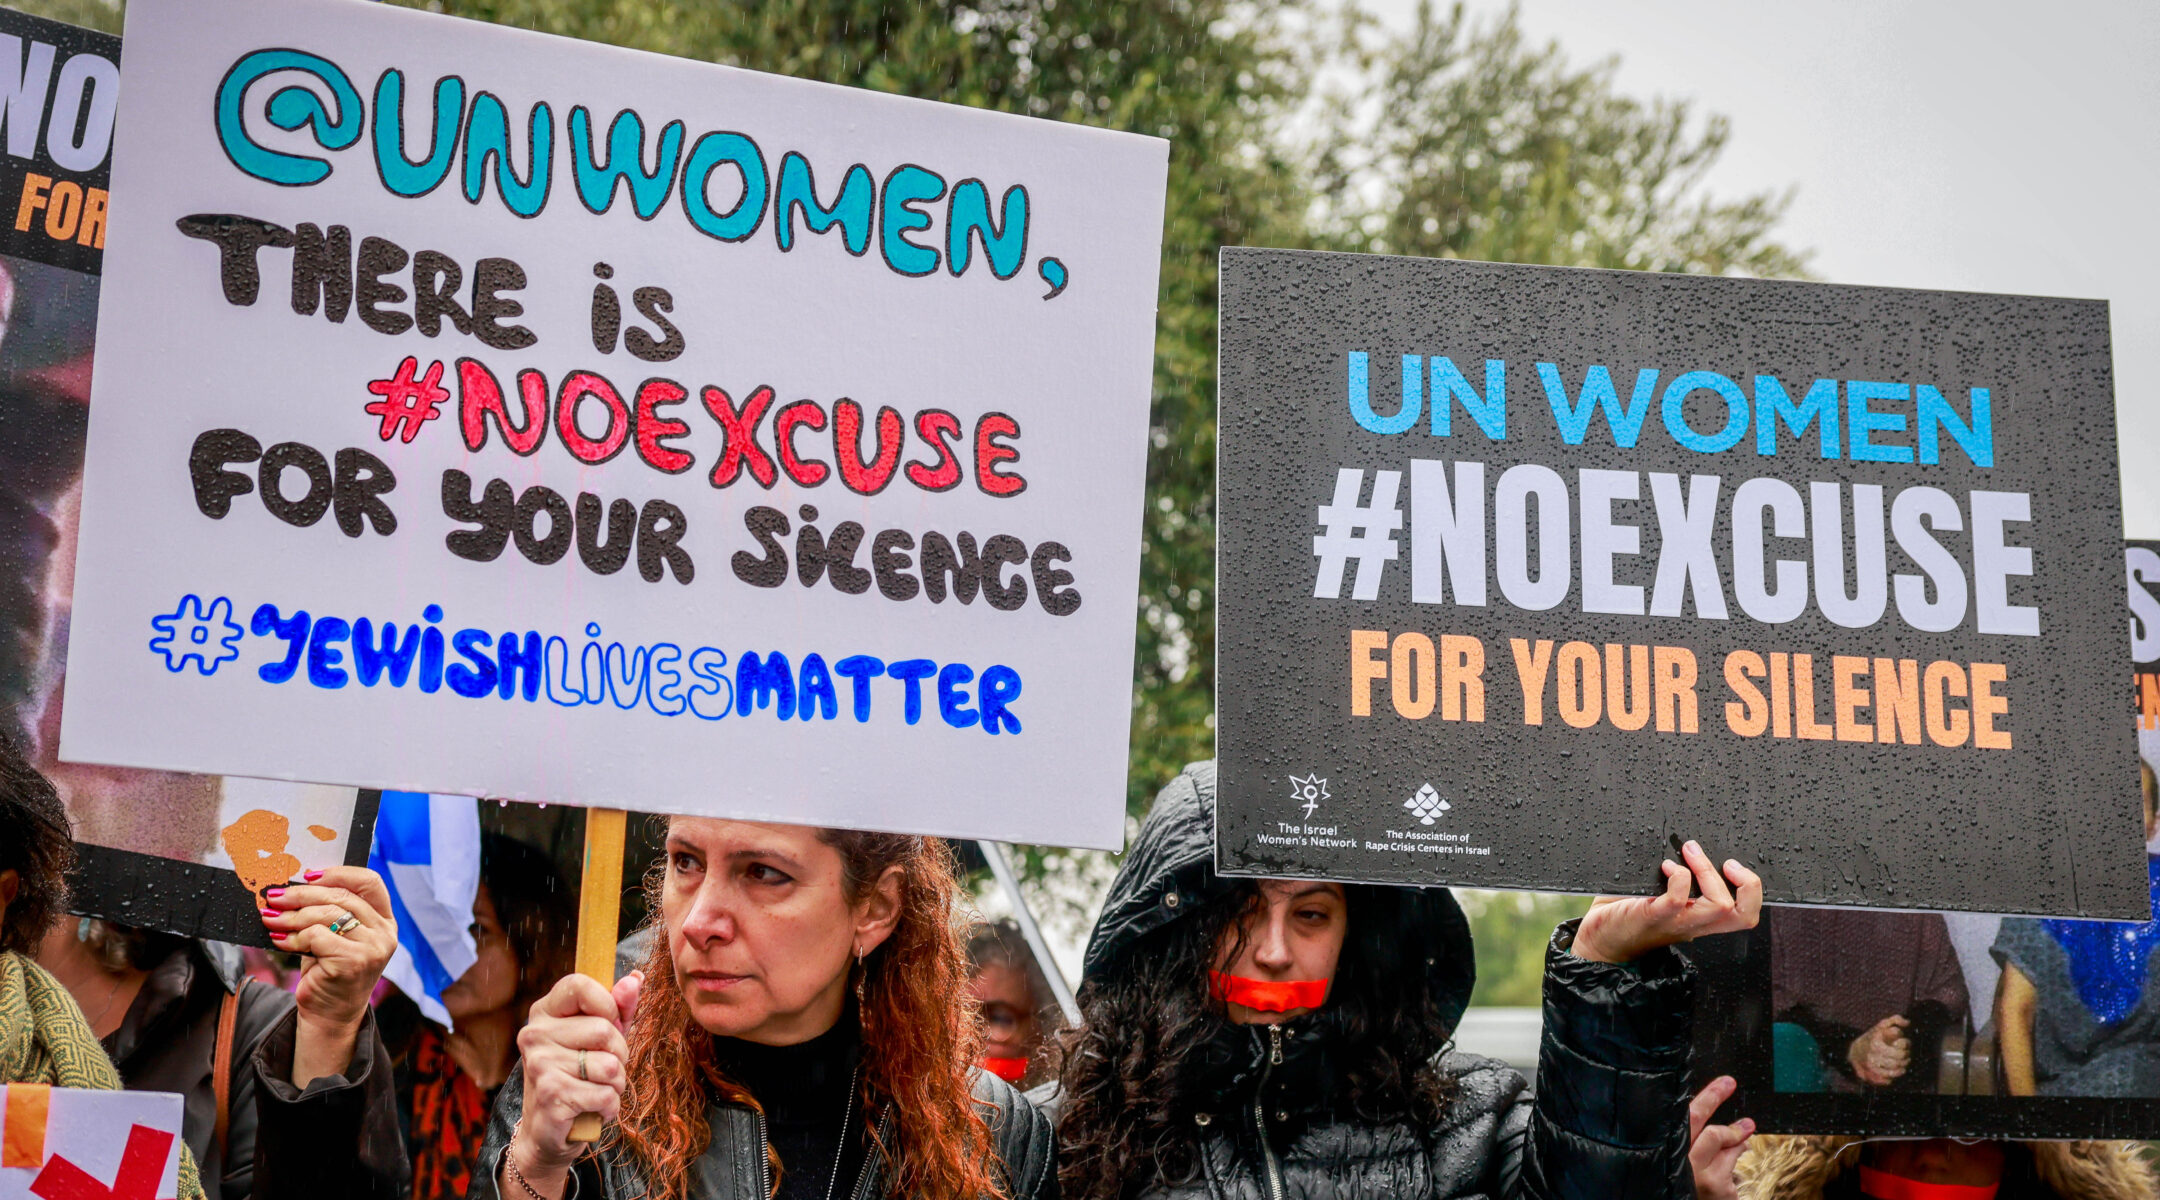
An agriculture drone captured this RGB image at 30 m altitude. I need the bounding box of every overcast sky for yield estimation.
[1364,0,2160,537]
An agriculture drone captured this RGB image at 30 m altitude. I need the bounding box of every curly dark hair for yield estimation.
[0,727,71,954]
[1053,879,1462,1200]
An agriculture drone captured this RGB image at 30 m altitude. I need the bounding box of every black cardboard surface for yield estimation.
[1216,248,2137,916]
[64,788,379,949]
[1683,542,2160,1138]
[0,8,117,274]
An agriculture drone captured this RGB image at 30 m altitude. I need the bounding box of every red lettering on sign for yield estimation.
[835,400,903,495]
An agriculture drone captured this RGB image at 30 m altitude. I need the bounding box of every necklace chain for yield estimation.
[824,1063,861,1200]
[56,970,130,1029]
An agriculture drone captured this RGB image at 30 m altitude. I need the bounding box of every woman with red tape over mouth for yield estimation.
[968,919,1061,1088]
[1034,760,1763,1200]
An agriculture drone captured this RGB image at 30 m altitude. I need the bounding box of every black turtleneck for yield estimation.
[712,1015,867,1200]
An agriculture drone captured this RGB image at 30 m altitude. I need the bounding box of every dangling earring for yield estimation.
[853,947,866,1007]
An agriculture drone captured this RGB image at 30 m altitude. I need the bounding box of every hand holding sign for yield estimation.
[1686,1076,1753,1200]
[1571,839,1762,963]
[506,972,643,1198]
[256,865,396,1086]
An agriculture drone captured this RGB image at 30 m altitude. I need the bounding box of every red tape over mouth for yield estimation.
[980,1057,1030,1083]
[1857,1167,2000,1200]
[1208,971,1329,1012]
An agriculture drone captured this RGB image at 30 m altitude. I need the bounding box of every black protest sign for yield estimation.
[1686,543,2160,1138]
[1216,247,2137,916]
[0,8,116,274]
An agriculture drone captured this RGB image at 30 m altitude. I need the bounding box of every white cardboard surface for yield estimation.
[60,0,1166,849]
[0,1087,183,1200]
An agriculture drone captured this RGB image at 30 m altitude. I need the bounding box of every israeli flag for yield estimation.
[368,792,481,1027]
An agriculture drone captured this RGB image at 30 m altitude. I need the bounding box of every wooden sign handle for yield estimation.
[568,806,627,1144]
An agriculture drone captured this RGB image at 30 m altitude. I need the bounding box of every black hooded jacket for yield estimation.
[1034,762,1699,1200]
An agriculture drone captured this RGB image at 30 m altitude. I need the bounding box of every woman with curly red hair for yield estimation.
[474,817,1055,1200]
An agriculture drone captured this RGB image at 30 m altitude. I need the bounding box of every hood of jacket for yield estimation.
[1081,760,1478,1038]
[1738,1135,2158,1200]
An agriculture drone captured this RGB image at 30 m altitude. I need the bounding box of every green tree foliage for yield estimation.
[1312,2,1811,278]
[1455,889,1593,1006]
[14,0,119,33]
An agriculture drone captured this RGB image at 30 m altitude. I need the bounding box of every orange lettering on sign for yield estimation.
[1971,662,2012,749]
[1768,651,1792,739]
[1924,661,1970,747]
[1873,658,1922,745]
[1791,654,1834,741]
[1832,656,1873,743]
[1440,634,1485,723]
[1724,651,1768,737]
[1511,639,1553,726]
[1555,642,1601,729]
[14,173,49,233]
[1349,630,1388,717]
[1390,632,1435,720]
[1604,643,1651,732]
[1654,646,1698,733]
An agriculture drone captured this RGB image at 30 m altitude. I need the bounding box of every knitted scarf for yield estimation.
[1,950,205,1199]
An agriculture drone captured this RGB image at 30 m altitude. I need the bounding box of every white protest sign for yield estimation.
[59,0,1166,849]
[1,1086,184,1200]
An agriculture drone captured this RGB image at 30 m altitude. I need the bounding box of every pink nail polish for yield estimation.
[270,931,287,942]
[260,909,279,918]
[304,870,324,881]
[265,888,284,898]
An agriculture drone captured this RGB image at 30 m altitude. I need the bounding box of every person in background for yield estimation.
[967,918,1059,1086]
[1040,761,1761,1200]
[0,732,204,1199]
[35,856,410,1198]
[384,832,574,1200]
[1994,759,2160,1098]
[1768,907,1969,1093]
[478,817,1055,1200]
[1731,1134,2155,1198]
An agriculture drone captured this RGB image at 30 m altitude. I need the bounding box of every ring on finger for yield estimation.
[578,1049,589,1082]
[325,909,360,936]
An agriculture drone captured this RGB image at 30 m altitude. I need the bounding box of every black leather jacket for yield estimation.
[105,939,407,1200]
[473,1062,1057,1200]
[1034,761,1698,1200]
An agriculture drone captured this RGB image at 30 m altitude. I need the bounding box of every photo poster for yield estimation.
[1214,246,2139,916]
[58,0,1167,851]
[0,1085,184,1200]
[1684,541,2160,1138]
[0,4,371,949]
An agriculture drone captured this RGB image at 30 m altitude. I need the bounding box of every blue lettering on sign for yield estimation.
[1338,355,1997,467]
[213,46,1061,291]
[156,597,1024,735]
[1540,363,1656,448]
